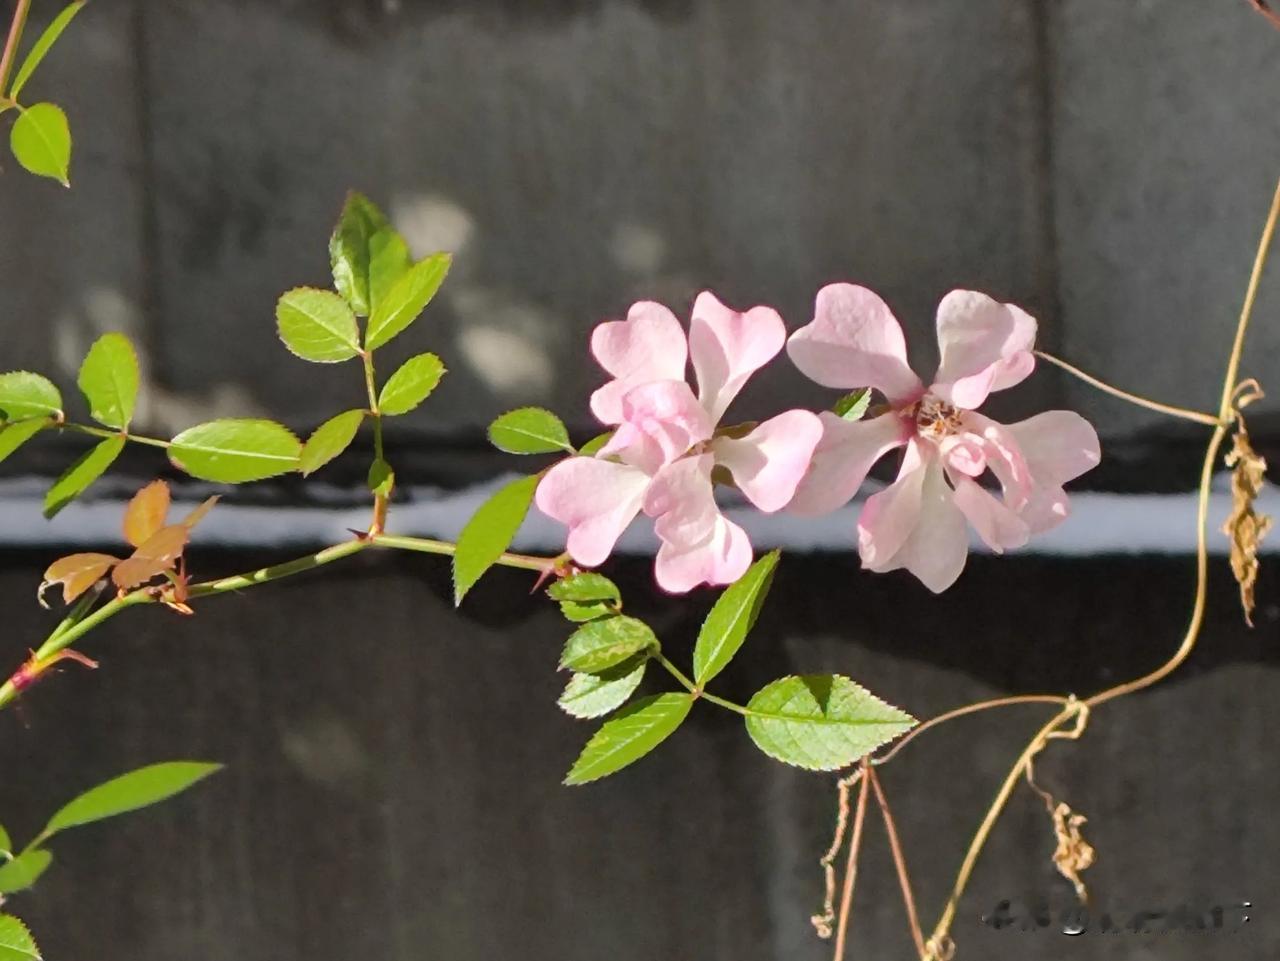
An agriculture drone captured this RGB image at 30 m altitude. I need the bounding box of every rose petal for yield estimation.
[939,433,987,478]
[712,409,824,512]
[787,283,924,404]
[645,455,753,592]
[950,475,1031,553]
[599,379,714,473]
[589,301,689,424]
[862,446,969,592]
[959,411,1034,511]
[787,411,911,516]
[857,438,929,568]
[688,291,787,422]
[535,457,651,567]
[931,290,1037,409]
[1004,410,1101,485]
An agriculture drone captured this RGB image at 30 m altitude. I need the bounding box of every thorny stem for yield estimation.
[866,767,927,960]
[0,533,560,711]
[832,757,872,961]
[1033,351,1222,427]
[0,0,32,99]
[923,174,1280,955]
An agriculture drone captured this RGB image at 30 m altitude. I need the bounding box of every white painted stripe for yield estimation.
[0,474,1274,556]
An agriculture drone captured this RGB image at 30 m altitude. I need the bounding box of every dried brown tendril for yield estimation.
[812,768,862,938]
[1222,396,1271,627]
[1025,698,1095,903]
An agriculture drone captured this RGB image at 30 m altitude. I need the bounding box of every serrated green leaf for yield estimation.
[559,600,614,623]
[578,431,613,457]
[300,409,365,476]
[0,372,62,421]
[169,419,301,482]
[276,288,361,363]
[44,762,222,837]
[0,419,49,465]
[77,332,139,430]
[365,253,451,351]
[452,475,538,605]
[693,550,779,686]
[329,192,411,317]
[558,656,648,720]
[44,435,125,518]
[378,353,445,416]
[833,388,871,421]
[548,572,620,604]
[0,824,10,854]
[0,851,51,895]
[9,0,86,101]
[488,407,572,454]
[564,693,693,785]
[10,103,70,185]
[744,675,915,771]
[0,912,42,961]
[367,457,394,497]
[560,615,657,673]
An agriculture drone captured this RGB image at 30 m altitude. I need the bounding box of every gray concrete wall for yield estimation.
[3,0,1276,445]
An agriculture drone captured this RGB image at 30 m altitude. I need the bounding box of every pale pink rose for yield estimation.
[787,285,1101,592]
[537,292,822,592]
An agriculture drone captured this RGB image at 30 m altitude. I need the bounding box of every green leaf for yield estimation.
[44,762,222,837]
[558,600,614,623]
[488,407,572,454]
[329,192,411,317]
[833,388,871,421]
[0,824,10,854]
[43,435,125,518]
[378,353,445,416]
[560,615,658,673]
[9,0,87,100]
[275,288,361,363]
[299,409,365,476]
[0,419,49,465]
[692,550,779,686]
[558,656,648,720]
[744,675,916,771]
[0,851,52,895]
[364,252,451,351]
[169,419,301,483]
[564,693,693,785]
[548,572,620,604]
[10,103,70,186]
[0,372,62,421]
[578,431,613,457]
[77,333,139,430]
[367,457,395,498]
[0,913,42,961]
[452,474,538,605]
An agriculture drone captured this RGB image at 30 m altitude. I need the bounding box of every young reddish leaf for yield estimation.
[180,495,219,530]
[112,525,189,591]
[122,480,171,548]
[41,553,119,605]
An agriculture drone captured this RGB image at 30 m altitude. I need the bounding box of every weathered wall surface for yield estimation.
[0,553,1276,960]
[3,0,1276,444]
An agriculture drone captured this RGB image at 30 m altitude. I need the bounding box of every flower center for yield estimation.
[910,394,963,440]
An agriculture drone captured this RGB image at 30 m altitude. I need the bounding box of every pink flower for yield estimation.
[537,292,822,592]
[787,285,1101,592]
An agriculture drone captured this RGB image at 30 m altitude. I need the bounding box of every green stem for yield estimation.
[651,652,752,715]
[653,651,696,693]
[370,533,556,573]
[63,422,171,449]
[0,0,32,97]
